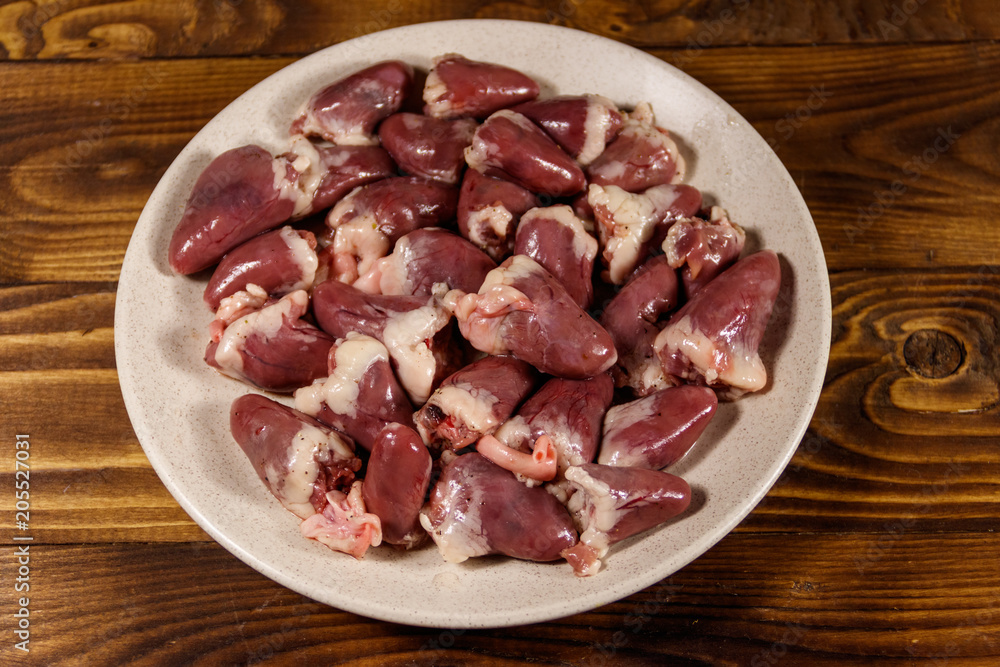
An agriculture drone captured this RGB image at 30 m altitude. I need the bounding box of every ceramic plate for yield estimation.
[115,20,831,628]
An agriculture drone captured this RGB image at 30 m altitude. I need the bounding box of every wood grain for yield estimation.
[1,0,999,60]
[748,268,1000,532]
[2,44,1000,283]
[670,42,1000,272]
[0,57,291,283]
[1,535,997,665]
[0,282,205,542]
[2,2,997,664]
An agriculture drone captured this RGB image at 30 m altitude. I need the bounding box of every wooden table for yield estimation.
[3,2,999,664]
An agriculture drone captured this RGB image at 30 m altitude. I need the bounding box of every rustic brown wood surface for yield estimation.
[1,1,998,664]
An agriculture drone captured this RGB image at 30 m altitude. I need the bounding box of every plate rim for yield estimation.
[115,18,832,629]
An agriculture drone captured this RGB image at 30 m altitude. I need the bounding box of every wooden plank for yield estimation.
[0,57,292,283]
[0,365,208,542]
[3,44,999,281]
[0,282,117,369]
[745,268,1000,531]
[1,534,997,664]
[1,0,999,61]
[670,43,1000,272]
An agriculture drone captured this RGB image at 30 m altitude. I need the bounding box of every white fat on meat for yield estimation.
[432,382,501,433]
[659,131,685,184]
[494,412,574,482]
[612,103,687,184]
[350,260,387,294]
[624,101,656,126]
[331,217,391,283]
[381,302,452,405]
[265,423,353,520]
[656,314,767,395]
[271,137,328,218]
[577,95,620,166]
[493,414,531,451]
[295,80,383,145]
[421,63,451,118]
[663,207,744,271]
[588,184,658,284]
[418,495,491,564]
[214,290,309,375]
[279,225,319,291]
[591,152,628,184]
[520,205,598,264]
[604,393,657,430]
[450,290,527,356]
[631,355,672,396]
[451,257,536,354]
[325,186,360,229]
[381,234,416,294]
[479,254,540,289]
[663,218,691,269]
[464,110,530,172]
[354,234,414,295]
[464,136,501,173]
[545,478,576,506]
[459,283,531,319]
[213,283,269,335]
[563,466,621,558]
[467,205,513,249]
[527,411,584,470]
[294,333,389,419]
[632,110,685,183]
[589,184,684,284]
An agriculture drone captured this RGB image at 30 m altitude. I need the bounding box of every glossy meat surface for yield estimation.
[291,60,413,145]
[493,373,614,473]
[561,463,690,575]
[465,110,586,197]
[414,355,538,450]
[362,423,433,548]
[229,393,360,519]
[663,207,746,297]
[168,145,297,275]
[325,176,459,283]
[423,54,539,119]
[587,108,686,192]
[204,227,318,310]
[355,228,496,297]
[378,112,477,184]
[513,94,623,166]
[654,250,782,399]
[206,290,332,393]
[514,205,598,309]
[294,333,414,451]
[303,143,398,213]
[311,280,456,405]
[189,54,790,573]
[452,255,617,379]
[598,386,717,469]
[599,255,680,395]
[589,182,703,284]
[420,453,577,562]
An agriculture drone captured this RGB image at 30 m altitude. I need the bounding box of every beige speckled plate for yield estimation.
[115,20,831,628]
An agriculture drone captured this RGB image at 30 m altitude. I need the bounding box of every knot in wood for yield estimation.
[903,329,963,378]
